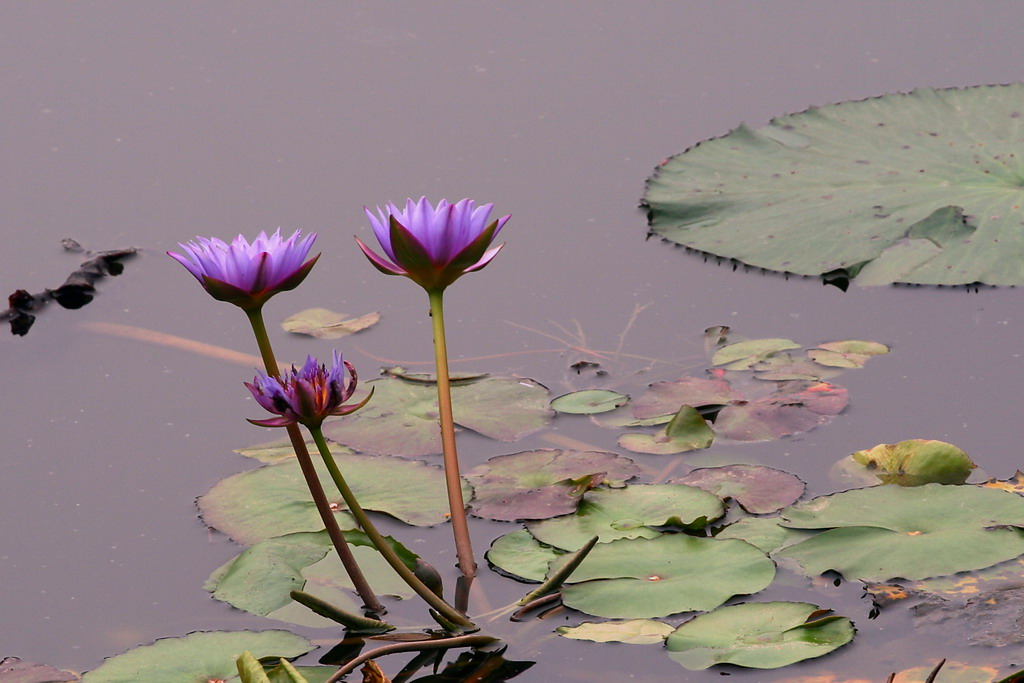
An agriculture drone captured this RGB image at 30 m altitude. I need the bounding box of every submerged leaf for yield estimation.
[322,376,552,456]
[644,84,1024,286]
[466,449,640,521]
[665,602,854,670]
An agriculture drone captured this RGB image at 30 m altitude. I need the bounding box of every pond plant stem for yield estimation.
[428,288,477,579]
[308,424,477,631]
[244,307,384,614]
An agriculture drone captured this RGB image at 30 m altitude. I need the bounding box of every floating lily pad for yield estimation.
[712,339,800,369]
[556,619,674,645]
[752,352,838,381]
[631,373,847,442]
[199,452,465,545]
[851,439,976,486]
[0,658,78,683]
[672,465,805,514]
[322,376,552,456]
[644,84,1024,287]
[81,630,312,683]
[466,449,640,521]
[281,308,380,339]
[526,484,724,550]
[554,534,775,618]
[892,662,1001,683]
[204,531,414,626]
[807,340,890,368]
[778,484,1024,581]
[983,470,1024,495]
[618,405,715,455]
[551,389,629,415]
[715,517,815,554]
[485,529,565,582]
[234,439,355,464]
[665,602,854,670]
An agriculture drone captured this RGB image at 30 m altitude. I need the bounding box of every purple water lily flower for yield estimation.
[356,197,509,292]
[168,229,319,310]
[245,350,372,428]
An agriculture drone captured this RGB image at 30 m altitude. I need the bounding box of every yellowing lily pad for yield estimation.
[851,439,976,486]
[281,308,380,339]
[466,449,640,522]
[556,619,673,645]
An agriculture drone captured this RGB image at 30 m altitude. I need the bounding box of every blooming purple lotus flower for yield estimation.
[356,197,510,292]
[168,229,319,310]
[245,350,372,428]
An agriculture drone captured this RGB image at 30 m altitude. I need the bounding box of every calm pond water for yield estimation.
[3,2,1024,680]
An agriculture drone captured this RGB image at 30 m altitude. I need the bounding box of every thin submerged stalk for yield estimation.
[245,308,384,614]
[307,424,476,630]
[428,288,477,579]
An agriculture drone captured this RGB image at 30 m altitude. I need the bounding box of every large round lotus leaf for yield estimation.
[554,535,775,618]
[199,452,468,545]
[671,465,805,514]
[778,484,1024,581]
[81,630,312,683]
[466,449,640,521]
[851,439,976,486]
[322,375,552,457]
[644,84,1024,287]
[485,529,564,582]
[525,484,725,550]
[204,531,413,627]
[556,619,674,645]
[665,602,854,670]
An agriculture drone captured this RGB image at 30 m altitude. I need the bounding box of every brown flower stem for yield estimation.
[427,289,477,579]
[308,426,476,630]
[245,308,384,614]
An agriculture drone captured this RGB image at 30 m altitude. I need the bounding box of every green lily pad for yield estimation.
[466,449,640,521]
[644,84,1024,287]
[617,405,715,455]
[712,339,800,369]
[199,451,465,545]
[281,308,380,339]
[554,534,775,618]
[671,465,805,514]
[778,484,1024,581]
[485,529,565,582]
[0,659,78,683]
[556,619,674,645]
[665,602,854,670]
[81,630,312,683]
[551,389,629,415]
[851,439,977,486]
[322,376,553,456]
[715,517,815,554]
[525,484,724,550]
[205,531,414,626]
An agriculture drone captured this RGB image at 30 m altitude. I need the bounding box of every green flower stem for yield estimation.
[245,308,384,614]
[427,289,477,579]
[308,425,476,630]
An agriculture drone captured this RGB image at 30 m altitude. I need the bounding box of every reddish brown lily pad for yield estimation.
[0,658,78,683]
[466,449,640,521]
[672,465,805,514]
